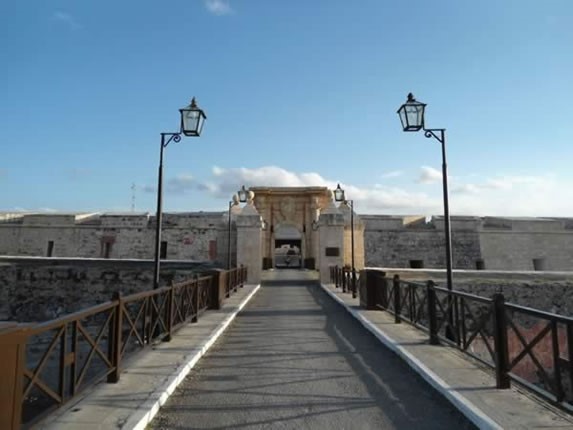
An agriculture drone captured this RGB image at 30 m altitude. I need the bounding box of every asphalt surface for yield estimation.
[149,279,475,430]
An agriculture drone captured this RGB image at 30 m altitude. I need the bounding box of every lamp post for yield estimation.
[334,184,356,299]
[397,93,454,338]
[153,98,206,289]
[227,200,233,270]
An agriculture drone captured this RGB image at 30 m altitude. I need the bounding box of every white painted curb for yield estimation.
[320,283,501,430]
[126,284,261,430]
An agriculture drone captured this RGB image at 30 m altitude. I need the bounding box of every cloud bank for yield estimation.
[146,165,571,217]
[204,0,233,15]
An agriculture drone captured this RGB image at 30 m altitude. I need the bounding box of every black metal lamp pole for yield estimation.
[153,98,206,289]
[424,128,453,294]
[349,199,356,298]
[153,132,180,289]
[397,93,454,339]
[334,184,357,298]
[227,200,233,270]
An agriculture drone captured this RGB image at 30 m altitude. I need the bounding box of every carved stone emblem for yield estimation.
[280,196,296,222]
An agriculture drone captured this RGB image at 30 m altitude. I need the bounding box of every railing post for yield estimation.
[568,323,573,404]
[380,274,388,309]
[342,268,347,293]
[108,292,122,382]
[493,293,510,389]
[393,275,401,324]
[352,268,357,299]
[192,278,199,323]
[551,320,565,402]
[165,284,175,342]
[0,324,29,430]
[427,281,439,345]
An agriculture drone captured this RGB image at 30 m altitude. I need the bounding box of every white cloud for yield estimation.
[381,170,403,178]
[53,11,81,29]
[143,174,195,195]
[204,0,233,15]
[417,166,442,184]
[452,184,480,195]
[149,166,572,217]
[165,175,195,195]
[197,165,442,214]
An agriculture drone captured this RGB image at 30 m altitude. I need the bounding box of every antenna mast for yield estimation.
[131,183,136,212]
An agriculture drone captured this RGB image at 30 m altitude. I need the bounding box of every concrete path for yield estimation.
[321,281,573,430]
[149,271,474,429]
[40,283,260,430]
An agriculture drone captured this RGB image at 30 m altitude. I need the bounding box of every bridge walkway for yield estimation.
[149,270,474,429]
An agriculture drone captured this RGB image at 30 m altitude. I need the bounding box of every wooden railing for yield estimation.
[333,267,573,413]
[0,266,247,429]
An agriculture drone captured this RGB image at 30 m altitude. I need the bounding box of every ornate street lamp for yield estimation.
[334,184,356,299]
[397,93,454,339]
[153,98,207,289]
[180,97,207,137]
[397,93,426,131]
[238,185,248,203]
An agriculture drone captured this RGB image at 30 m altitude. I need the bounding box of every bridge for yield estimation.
[3,268,573,429]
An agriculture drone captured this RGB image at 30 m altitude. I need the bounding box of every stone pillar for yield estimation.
[318,193,345,283]
[236,192,263,284]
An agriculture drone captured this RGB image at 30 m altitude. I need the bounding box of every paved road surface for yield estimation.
[150,277,475,429]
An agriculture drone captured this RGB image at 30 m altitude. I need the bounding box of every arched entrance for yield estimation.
[274,223,302,268]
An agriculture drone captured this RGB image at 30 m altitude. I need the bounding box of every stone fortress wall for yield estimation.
[1,211,572,272]
[363,215,573,271]
[0,212,224,262]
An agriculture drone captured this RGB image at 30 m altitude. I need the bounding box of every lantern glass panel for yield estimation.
[238,186,248,203]
[334,186,345,202]
[181,109,206,136]
[406,103,424,130]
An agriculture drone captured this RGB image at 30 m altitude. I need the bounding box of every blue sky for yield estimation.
[1,0,572,216]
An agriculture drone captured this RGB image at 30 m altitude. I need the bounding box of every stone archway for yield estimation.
[274,223,302,268]
[250,187,332,270]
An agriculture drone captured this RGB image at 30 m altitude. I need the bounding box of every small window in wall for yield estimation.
[47,241,54,257]
[103,242,112,259]
[476,259,485,270]
[160,241,168,259]
[409,260,424,269]
[325,247,340,257]
[533,258,546,271]
[209,240,217,261]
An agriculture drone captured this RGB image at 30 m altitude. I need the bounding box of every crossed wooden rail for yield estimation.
[332,266,573,414]
[0,266,247,430]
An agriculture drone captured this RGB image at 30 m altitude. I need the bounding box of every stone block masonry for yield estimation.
[1,211,572,271]
[0,258,217,322]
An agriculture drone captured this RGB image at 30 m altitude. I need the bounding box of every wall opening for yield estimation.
[160,241,168,259]
[209,240,217,262]
[475,259,485,270]
[409,259,424,269]
[533,258,546,271]
[46,241,54,257]
[274,240,301,268]
[103,242,112,259]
